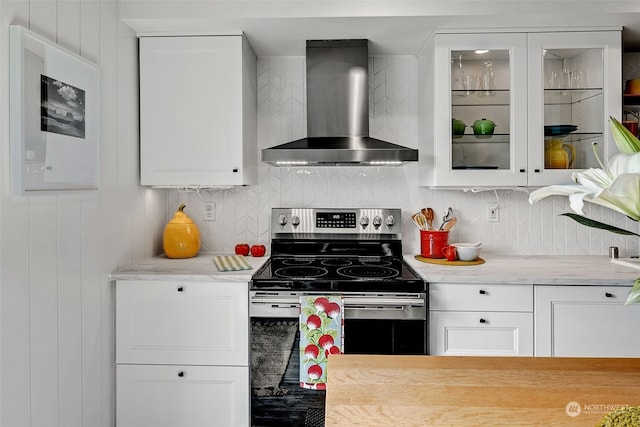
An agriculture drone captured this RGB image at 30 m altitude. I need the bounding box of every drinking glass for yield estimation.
[478,62,496,97]
[461,74,477,96]
[572,70,584,89]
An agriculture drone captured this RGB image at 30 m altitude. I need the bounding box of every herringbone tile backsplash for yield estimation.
[177,56,639,257]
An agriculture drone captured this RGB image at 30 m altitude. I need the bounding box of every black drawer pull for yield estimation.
[479,318,487,324]
[534,169,540,173]
[479,289,487,295]
[177,286,184,292]
[178,371,185,377]
[519,168,526,173]
[605,292,613,298]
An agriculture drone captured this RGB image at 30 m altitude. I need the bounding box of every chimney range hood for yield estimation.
[262,39,418,166]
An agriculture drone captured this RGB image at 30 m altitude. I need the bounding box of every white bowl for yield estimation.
[452,243,481,261]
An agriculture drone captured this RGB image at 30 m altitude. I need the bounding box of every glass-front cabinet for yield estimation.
[420,30,621,188]
[527,31,621,187]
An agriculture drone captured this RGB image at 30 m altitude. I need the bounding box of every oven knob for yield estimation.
[385,215,396,227]
[372,216,383,229]
[359,215,370,228]
[278,214,288,226]
[291,215,300,227]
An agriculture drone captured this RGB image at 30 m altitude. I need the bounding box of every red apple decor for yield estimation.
[299,295,343,390]
[234,243,250,256]
[250,244,266,257]
[235,243,266,257]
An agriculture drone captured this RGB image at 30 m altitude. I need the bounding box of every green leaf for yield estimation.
[560,213,640,236]
[625,278,640,305]
[302,307,316,318]
[610,116,640,153]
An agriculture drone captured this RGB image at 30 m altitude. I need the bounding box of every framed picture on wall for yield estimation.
[9,25,99,195]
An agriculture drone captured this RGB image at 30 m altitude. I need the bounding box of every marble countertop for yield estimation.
[109,253,268,282]
[110,252,640,286]
[405,254,640,285]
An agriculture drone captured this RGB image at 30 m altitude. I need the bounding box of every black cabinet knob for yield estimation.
[232,168,239,173]
[519,168,526,173]
[177,286,184,292]
[605,292,613,298]
[534,169,540,173]
[178,371,185,377]
[479,318,487,324]
[479,289,487,295]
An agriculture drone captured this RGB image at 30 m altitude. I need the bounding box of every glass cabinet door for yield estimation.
[434,33,528,187]
[527,32,621,187]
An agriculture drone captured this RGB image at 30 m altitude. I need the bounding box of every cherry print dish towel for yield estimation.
[299,295,344,390]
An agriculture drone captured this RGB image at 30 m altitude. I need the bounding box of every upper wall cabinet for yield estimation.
[139,35,257,187]
[418,30,621,188]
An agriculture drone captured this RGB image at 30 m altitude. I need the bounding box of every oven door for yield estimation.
[249,291,427,427]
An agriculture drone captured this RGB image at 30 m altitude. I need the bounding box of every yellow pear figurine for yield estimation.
[163,203,201,258]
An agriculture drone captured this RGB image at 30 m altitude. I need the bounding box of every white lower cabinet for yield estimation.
[115,280,249,427]
[430,283,640,358]
[535,285,640,357]
[429,283,534,356]
[117,364,248,427]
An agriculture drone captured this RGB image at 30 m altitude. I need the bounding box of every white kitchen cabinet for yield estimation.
[419,29,621,188]
[535,285,640,357]
[429,283,534,356]
[139,35,257,187]
[115,280,249,427]
[526,31,621,187]
[117,364,248,427]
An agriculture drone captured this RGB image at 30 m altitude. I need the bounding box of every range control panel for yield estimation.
[270,208,401,237]
[316,212,357,228]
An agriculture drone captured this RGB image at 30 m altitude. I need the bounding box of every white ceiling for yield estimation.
[121,0,640,56]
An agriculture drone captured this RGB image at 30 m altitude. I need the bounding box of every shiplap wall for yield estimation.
[0,1,169,426]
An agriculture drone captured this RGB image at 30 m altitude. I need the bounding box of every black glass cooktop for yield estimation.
[250,256,424,292]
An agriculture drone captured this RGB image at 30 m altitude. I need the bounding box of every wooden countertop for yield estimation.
[325,355,640,426]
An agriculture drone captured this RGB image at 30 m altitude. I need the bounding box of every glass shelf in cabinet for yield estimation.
[451,89,510,106]
[555,132,602,144]
[543,88,603,105]
[452,134,510,144]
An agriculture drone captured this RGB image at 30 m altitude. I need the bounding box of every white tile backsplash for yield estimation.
[178,56,639,257]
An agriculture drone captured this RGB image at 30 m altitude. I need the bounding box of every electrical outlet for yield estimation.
[203,202,215,221]
[487,202,499,223]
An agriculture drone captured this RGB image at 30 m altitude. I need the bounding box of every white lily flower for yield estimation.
[529,152,640,221]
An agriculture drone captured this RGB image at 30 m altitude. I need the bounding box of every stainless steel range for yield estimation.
[250,208,426,427]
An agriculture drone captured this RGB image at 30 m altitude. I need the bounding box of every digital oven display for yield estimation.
[316,212,357,228]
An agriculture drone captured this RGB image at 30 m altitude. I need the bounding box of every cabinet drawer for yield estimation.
[429,311,533,356]
[429,283,533,312]
[116,280,248,365]
[117,364,249,427]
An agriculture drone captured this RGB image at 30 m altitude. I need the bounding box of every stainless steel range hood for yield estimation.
[262,39,418,166]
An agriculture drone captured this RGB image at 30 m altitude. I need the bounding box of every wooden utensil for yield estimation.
[415,213,428,230]
[411,213,426,230]
[425,208,435,230]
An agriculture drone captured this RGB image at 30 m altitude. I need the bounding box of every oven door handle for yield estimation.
[343,296,424,307]
[250,296,424,307]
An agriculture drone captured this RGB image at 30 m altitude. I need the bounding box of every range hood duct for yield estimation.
[262,39,418,166]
